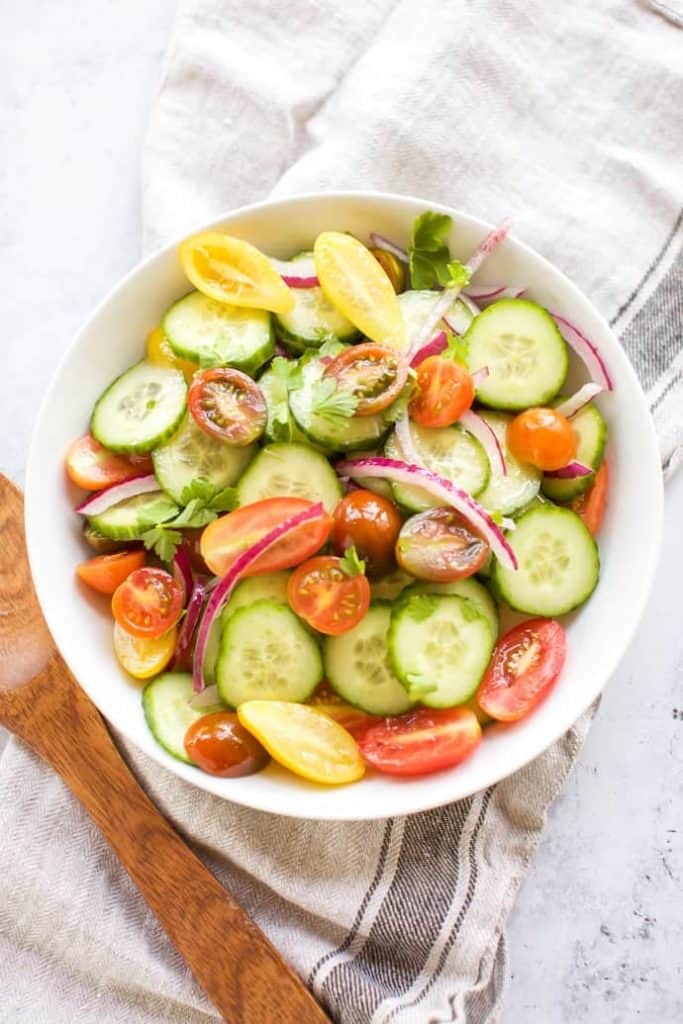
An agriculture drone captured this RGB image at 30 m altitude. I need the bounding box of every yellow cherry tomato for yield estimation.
[113,621,177,680]
[237,701,365,785]
[313,232,406,350]
[179,231,295,315]
[146,326,197,383]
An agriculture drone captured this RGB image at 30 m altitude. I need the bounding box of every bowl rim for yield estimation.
[25,189,664,819]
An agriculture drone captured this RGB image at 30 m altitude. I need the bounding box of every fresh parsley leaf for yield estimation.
[208,486,238,512]
[172,499,217,529]
[408,211,453,289]
[316,335,345,359]
[443,329,470,366]
[136,499,180,529]
[339,545,366,577]
[445,260,471,290]
[180,477,216,506]
[310,378,359,425]
[141,526,183,563]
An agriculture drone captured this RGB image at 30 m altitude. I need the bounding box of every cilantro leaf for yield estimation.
[408,211,453,290]
[208,486,238,512]
[310,378,359,425]
[339,545,366,577]
[180,477,217,506]
[141,526,183,563]
[443,329,470,366]
[172,499,217,529]
[445,260,471,290]
[136,498,180,529]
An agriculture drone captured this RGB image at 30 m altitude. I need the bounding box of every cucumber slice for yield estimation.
[398,290,475,351]
[541,402,607,502]
[152,414,255,504]
[143,672,223,764]
[289,352,391,452]
[384,422,489,511]
[474,411,542,515]
[465,299,568,410]
[88,489,178,540]
[275,252,358,349]
[163,291,274,374]
[91,360,187,453]
[258,362,311,445]
[216,600,322,706]
[324,602,415,716]
[222,572,291,622]
[235,442,342,512]
[492,504,599,615]
[403,577,499,639]
[388,593,494,708]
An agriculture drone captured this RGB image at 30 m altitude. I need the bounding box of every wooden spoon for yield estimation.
[0,475,330,1024]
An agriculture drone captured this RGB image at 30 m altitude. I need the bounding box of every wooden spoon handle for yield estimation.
[2,659,329,1024]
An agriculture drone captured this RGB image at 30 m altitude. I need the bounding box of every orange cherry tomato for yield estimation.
[507,407,577,471]
[76,549,146,595]
[477,618,567,722]
[571,461,608,535]
[111,567,184,639]
[357,706,482,776]
[200,497,333,578]
[184,712,269,777]
[323,343,408,416]
[65,435,153,491]
[287,555,371,636]
[188,367,267,445]
[408,356,475,428]
[331,489,402,577]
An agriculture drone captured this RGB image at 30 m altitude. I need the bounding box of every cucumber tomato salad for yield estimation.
[67,212,611,786]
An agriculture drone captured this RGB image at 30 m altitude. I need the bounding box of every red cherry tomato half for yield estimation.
[331,489,402,577]
[200,497,333,578]
[65,434,153,490]
[188,367,267,445]
[76,549,146,595]
[287,555,371,635]
[184,711,270,777]
[111,567,184,639]
[408,356,474,428]
[477,618,567,723]
[507,407,577,471]
[395,507,489,582]
[324,343,408,416]
[358,706,482,776]
[571,461,608,535]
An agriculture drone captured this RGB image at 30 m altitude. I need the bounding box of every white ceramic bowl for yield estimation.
[25,192,663,820]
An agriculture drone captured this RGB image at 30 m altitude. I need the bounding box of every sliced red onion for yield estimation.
[550,313,614,392]
[554,383,603,419]
[394,416,420,466]
[335,457,517,570]
[459,410,507,476]
[471,367,490,385]
[172,546,194,606]
[274,340,295,359]
[173,576,208,669]
[75,474,159,516]
[406,218,512,362]
[410,330,448,366]
[544,461,593,479]
[192,502,325,692]
[369,233,408,263]
[464,285,507,301]
[189,684,221,709]
[271,256,319,288]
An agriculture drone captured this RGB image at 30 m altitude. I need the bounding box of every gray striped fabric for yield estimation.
[1,2,681,1022]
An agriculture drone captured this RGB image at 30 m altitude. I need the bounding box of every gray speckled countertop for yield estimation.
[1,4,681,1020]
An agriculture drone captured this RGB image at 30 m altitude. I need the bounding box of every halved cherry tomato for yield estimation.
[200,497,333,578]
[113,621,177,680]
[146,325,197,383]
[395,507,489,582]
[332,489,402,577]
[184,711,269,777]
[111,567,184,639]
[287,555,370,635]
[571,461,608,535]
[324,344,408,416]
[179,231,295,314]
[408,356,474,428]
[507,407,577,471]
[188,367,267,445]
[358,706,482,776]
[237,700,365,785]
[477,618,567,723]
[313,232,406,349]
[370,248,405,293]
[76,549,146,595]
[65,435,153,490]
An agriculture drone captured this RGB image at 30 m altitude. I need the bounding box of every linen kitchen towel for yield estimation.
[1,2,681,1022]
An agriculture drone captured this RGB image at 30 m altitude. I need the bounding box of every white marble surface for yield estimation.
[1,4,681,1021]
